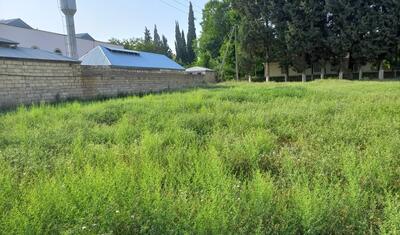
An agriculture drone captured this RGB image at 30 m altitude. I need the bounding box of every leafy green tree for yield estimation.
[197,0,234,69]
[196,0,400,81]
[109,26,172,59]
[326,0,368,79]
[234,0,275,82]
[306,0,331,80]
[363,0,398,80]
[187,2,197,64]
[284,0,328,82]
[348,2,370,80]
[390,1,400,77]
[270,0,292,82]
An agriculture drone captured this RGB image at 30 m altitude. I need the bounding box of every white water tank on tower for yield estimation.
[60,0,78,59]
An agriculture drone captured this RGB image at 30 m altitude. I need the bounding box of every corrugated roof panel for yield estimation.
[0,37,19,45]
[186,66,213,72]
[0,46,79,62]
[76,33,95,41]
[80,46,111,66]
[0,18,33,29]
[105,47,141,56]
[81,46,184,70]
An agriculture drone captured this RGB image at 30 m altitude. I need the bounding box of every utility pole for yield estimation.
[234,26,239,81]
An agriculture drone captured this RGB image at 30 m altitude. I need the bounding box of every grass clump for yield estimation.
[0,80,400,234]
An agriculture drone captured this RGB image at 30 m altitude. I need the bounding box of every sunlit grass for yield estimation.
[0,80,399,234]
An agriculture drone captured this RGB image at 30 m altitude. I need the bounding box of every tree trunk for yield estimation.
[320,66,325,80]
[248,75,252,83]
[395,44,399,79]
[358,67,363,80]
[265,62,270,82]
[284,66,289,82]
[339,68,344,80]
[379,61,384,80]
[302,73,307,83]
[311,65,314,81]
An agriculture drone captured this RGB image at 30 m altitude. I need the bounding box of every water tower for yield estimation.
[60,0,78,59]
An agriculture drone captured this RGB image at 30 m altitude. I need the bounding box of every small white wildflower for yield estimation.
[116,210,120,213]
[131,215,135,219]
[82,226,87,230]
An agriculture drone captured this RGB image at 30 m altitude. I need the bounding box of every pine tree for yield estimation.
[187,2,197,64]
[144,27,152,43]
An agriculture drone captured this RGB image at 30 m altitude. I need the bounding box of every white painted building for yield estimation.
[0,18,122,58]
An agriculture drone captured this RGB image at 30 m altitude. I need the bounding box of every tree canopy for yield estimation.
[109,25,172,58]
[197,0,400,80]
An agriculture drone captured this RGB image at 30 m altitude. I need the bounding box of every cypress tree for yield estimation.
[162,35,173,58]
[153,25,161,46]
[181,30,188,64]
[187,2,197,64]
[175,22,183,63]
[144,27,152,43]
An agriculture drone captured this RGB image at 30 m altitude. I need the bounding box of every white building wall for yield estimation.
[0,24,122,58]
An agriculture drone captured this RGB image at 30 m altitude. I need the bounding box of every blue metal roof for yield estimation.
[0,46,79,63]
[80,46,184,70]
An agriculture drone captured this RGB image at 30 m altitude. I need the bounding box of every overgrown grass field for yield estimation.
[0,80,399,234]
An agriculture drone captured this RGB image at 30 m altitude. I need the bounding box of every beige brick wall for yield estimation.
[0,59,216,109]
[0,59,82,108]
[80,66,213,98]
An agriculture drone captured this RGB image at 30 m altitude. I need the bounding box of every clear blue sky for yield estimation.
[0,0,207,51]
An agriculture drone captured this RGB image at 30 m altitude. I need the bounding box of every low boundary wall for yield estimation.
[80,66,212,98]
[0,59,215,109]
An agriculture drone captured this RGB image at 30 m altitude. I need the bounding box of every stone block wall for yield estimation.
[0,59,216,109]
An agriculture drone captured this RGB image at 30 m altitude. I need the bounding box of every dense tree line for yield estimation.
[198,0,400,81]
[109,25,173,58]
[110,2,198,66]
